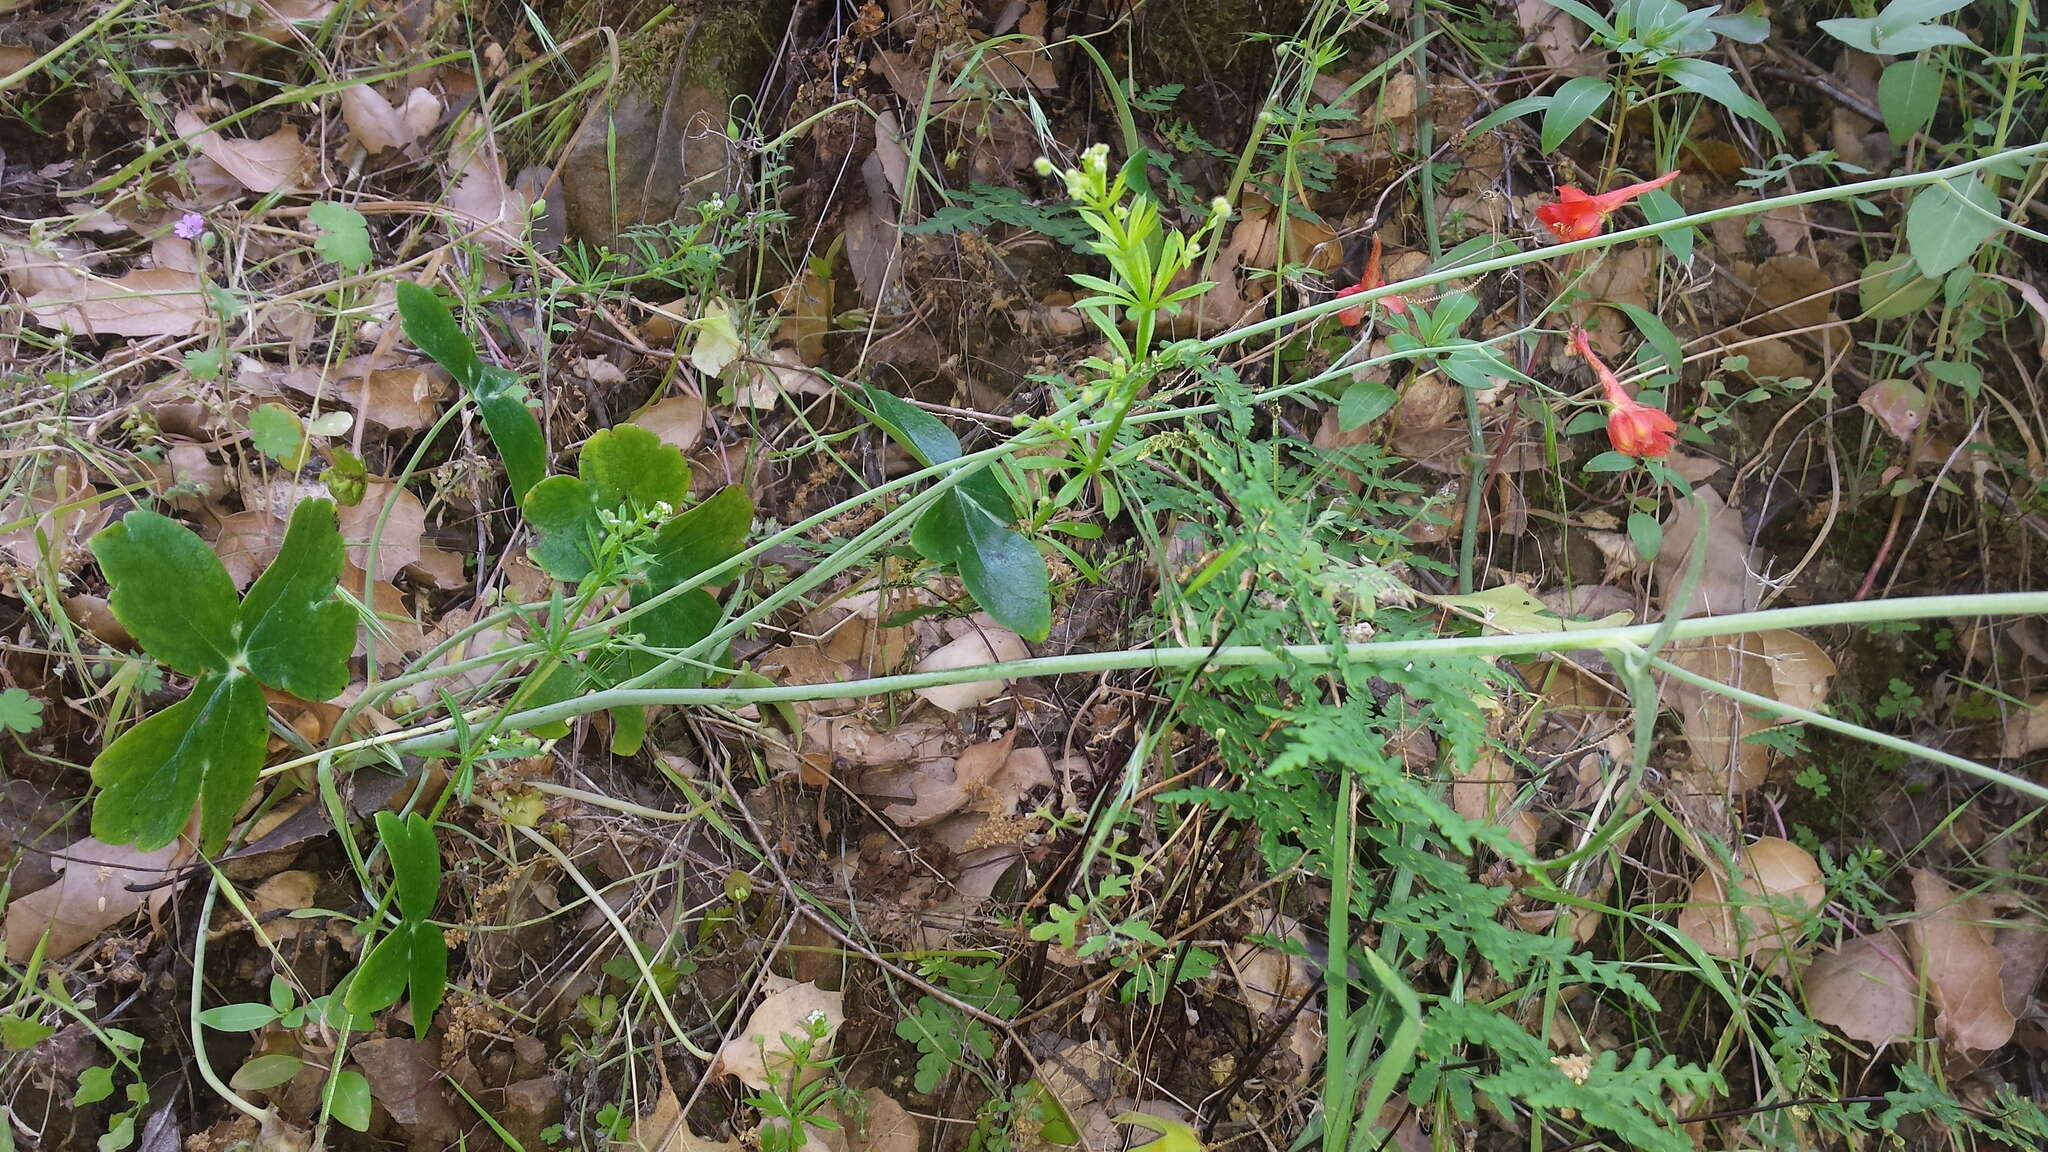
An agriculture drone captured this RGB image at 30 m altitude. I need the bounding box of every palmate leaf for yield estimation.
[90,670,266,851]
[89,509,240,676]
[89,500,354,850]
[524,425,692,581]
[241,499,355,700]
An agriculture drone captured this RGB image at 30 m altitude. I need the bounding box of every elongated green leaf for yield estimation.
[1466,94,1553,139]
[1907,175,2003,278]
[343,925,413,1015]
[1637,187,1696,263]
[376,810,440,923]
[862,384,962,466]
[1606,301,1684,381]
[396,282,548,502]
[474,367,549,504]
[1817,14,1974,53]
[229,1053,304,1093]
[408,922,447,1037]
[90,510,238,676]
[1540,77,1610,153]
[90,670,266,852]
[944,495,1051,642]
[1660,58,1782,137]
[1878,60,1941,148]
[239,498,353,701]
[1339,382,1398,430]
[198,1003,281,1031]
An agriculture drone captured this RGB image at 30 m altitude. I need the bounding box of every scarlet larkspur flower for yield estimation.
[1333,235,1410,326]
[1570,327,1677,458]
[1536,170,1681,242]
[173,212,206,240]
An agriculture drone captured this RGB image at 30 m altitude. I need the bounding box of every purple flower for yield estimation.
[173,212,206,240]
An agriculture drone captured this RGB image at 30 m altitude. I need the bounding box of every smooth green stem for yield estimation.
[1200,141,2048,351]
[1647,650,2048,804]
[390,592,2048,753]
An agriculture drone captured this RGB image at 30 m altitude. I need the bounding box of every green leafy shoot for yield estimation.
[343,810,447,1037]
[395,281,548,503]
[860,385,1051,641]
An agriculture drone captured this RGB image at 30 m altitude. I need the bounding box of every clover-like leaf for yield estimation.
[90,670,267,851]
[523,425,691,581]
[307,201,373,271]
[90,509,239,676]
[240,498,354,701]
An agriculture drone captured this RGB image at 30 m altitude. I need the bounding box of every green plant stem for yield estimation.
[391,591,2048,745]
[191,875,267,1121]
[1201,141,2048,351]
[1644,649,2048,803]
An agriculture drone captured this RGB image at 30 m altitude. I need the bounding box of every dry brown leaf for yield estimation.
[4,837,188,962]
[2000,694,2048,758]
[1995,913,2048,1016]
[842,1088,921,1152]
[354,1037,461,1140]
[1674,837,1823,962]
[274,357,450,432]
[338,482,426,581]
[912,627,1030,712]
[340,85,440,153]
[0,459,108,569]
[1804,928,1917,1046]
[447,132,530,254]
[25,265,206,338]
[710,977,843,1090]
[1514,0,1603,75]
[175,110,310,194]
[1661,630,1834,791]
[1656,487,1759,618]
[882,733,1052,827]
[1907,869,2017,1051]
[1859,379,1928,442]
[621,1086,739,1152]
[1451,748,1538,850]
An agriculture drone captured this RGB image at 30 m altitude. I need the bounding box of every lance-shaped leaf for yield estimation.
[376,810,441,923]
[345,813,447,1036]
[524,425,692,581]
[89,509,239,676]
[90,671,267,851]
[862,386,1049,641]
[240,498,354,700]
[396,281,548,502]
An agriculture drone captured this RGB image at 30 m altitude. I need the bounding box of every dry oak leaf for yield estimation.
[447,132,530,255]
[175,110,311,194]
[340,84,441,153]
[25,265,206,338]
[621,1086,739,1152]
[4,836,189,962]
[1675,836,1824,962]
[1804,928,1918,1046]
[1907,868,2017,1052]
[1660,630,1835,793]
[1655,486,1759,618]
[882,731,1053,827]
[0,460,108,568]
[274,357,451,432]
[913,626,1030,712]
[710,977,843,1090]
[1996,692,2048,759]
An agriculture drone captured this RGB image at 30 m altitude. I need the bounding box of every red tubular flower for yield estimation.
[1537,170,1681,241]
[1570,327,1677,458]
[1334,235,1409,326]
